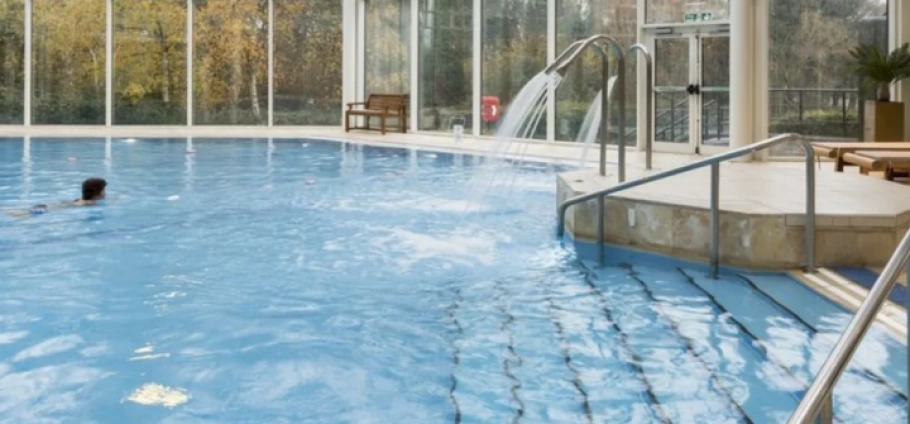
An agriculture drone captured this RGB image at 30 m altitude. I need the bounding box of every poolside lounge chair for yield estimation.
[811,142,910,172]
[841,150,910,181]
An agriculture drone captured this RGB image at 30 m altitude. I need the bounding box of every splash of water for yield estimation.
[577,75,618,169]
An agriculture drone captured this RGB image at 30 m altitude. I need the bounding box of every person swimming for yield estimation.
[3,178,107,218]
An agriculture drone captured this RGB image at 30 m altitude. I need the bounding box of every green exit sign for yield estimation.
[700,12,713,21]
[684,12,698,22]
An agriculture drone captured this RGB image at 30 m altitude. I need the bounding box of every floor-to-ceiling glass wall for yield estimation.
[769,0,888,155]
[0,0,24,124]
[114,0,187,125]
[481,0,547,137]
[365,0,409,95]
[193,0,268,125]
[556,0,637,144]
[32,0,106,125]
[274,0,342,125]
[417,0,471,133]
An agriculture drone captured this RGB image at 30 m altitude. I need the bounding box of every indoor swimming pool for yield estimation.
[0,138,906,423]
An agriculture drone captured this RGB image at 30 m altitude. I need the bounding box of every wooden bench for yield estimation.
[811,142,910,172]
[345,94,409,134]
[842,150,910,181]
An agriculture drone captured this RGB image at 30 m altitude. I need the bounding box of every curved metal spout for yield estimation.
[553,34,625,75]
[543,39,586,75]
[546,34,627,181]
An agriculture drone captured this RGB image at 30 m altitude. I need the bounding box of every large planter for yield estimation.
[864,100,905,142]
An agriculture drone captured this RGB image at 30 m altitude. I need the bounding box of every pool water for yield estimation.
[0,138,906,423]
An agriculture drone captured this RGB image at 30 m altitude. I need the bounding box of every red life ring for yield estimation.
[482,96,501,123]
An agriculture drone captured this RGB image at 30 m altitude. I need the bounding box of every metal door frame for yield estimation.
[646,24,730,155]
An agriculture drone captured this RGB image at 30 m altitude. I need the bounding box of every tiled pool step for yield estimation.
[446,262,908,423]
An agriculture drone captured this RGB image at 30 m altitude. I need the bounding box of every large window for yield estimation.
[556,0,637,143]
[274,0,342,125]
[417,0,471,133]
[481,0,547,137]
[365,0,409,95]
[193,0,268,125]
[769,0,888,150]
[32,0,106,125]
[0,0,23,124]
[114,0,187,125]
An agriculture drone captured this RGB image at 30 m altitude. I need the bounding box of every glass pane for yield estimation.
[365,0,410,95]
[647,0,729,24]
[481,0,547,138]
[0,0,24,124]
[655,91,688,144]
[32,0,105,125]
[193,0,268,125]
[654,38,688,88]
[418,0,471,133]
[769,0,886,156]
[114,0,187,125]
[274,0,342,125]
[700,37,728,88]
[701,91,728,146]
[555,0,638,144]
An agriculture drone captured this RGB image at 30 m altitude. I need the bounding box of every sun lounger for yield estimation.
[841,150,910,180]
[811,142,910,172]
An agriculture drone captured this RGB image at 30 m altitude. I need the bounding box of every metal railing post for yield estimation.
[596,194,605,262]
[787,227,910,424]
[617,53,627,183]
[601,52,610,177]
[801,136,816,273]
[710,162,720,278]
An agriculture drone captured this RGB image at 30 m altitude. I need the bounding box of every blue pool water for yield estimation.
[0,137,906,423]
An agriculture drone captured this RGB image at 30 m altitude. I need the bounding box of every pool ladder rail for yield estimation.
[556,133,817,278]
[787,226,910,424]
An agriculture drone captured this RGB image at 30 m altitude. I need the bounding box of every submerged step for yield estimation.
[684,269,908,423]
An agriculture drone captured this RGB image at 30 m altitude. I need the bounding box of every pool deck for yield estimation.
[3,126,908,338]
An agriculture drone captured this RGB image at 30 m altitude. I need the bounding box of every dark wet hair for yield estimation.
[82,178,107,201]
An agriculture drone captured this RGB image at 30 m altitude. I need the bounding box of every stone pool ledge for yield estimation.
[557,164,910,270]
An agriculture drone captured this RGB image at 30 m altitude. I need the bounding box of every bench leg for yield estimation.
[381,117,386,135]
[344,113,349,132]
[835,156,845,172]
[886,167,895,181]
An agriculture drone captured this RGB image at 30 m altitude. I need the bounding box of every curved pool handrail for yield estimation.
[556,133,816,276]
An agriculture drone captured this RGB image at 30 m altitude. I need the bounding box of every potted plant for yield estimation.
[850,43,910,141]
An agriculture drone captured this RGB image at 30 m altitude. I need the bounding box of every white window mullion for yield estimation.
[471,0,480,137]
[186,0,193,127]
[546,0,556,142]
[24,0,31,126]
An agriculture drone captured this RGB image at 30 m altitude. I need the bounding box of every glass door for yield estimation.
[650,30,730,155]
[653,36,696,153]
[698,35,730,154]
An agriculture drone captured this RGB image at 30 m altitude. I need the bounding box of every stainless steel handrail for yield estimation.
[546,34,627,182]
[628,43,653,171]
[556,133,816,276]
[787,227,910,424]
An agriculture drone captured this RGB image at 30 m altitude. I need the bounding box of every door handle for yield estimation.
[686,84,701,95]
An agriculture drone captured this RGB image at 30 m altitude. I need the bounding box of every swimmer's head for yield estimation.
[82,177,107,201]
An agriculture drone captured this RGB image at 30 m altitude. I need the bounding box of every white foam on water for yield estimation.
[168,195,180,201]
[125,383,190,408]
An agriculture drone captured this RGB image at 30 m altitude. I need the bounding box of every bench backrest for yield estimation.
[366,94,408,111]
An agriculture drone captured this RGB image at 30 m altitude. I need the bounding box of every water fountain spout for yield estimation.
[549,35,626,181]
